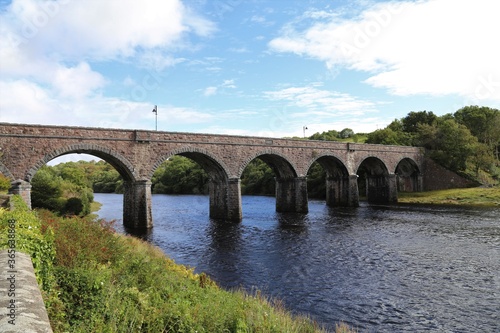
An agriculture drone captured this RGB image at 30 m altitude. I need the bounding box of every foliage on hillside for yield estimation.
[366,106,500,185]
[308,128,367,143]
[1,197,332,332]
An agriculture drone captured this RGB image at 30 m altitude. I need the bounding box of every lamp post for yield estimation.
[303,125,308,138]
[152,105,157,131]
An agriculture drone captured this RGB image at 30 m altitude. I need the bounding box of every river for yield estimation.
[94,193,500,332]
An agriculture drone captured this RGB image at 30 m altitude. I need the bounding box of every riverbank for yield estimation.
[1,196,356,332]
[398,186,500,207]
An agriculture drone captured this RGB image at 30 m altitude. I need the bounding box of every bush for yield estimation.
[0,173,11,192]
[63,197,84,215]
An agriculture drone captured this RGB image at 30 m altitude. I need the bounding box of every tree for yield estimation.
[31,166,65,212]
[241,159,275,195]
[309,130,339,141]
[153,156,208,194]
[415,118,480,173]
[339,128,354,139]
[402,111,437,133]
[454,106,500,160]
[31,163,95,216]
[366,128,402,145]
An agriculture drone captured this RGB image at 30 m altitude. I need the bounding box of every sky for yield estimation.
[1,0,499,142]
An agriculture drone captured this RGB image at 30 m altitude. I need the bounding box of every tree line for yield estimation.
[4,105,497,216]
[365,106,499,184]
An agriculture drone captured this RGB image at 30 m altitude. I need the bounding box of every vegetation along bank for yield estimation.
[1,196,353,332]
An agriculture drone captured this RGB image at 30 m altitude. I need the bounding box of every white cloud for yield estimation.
[203,86,218,96]
[139,52,186,71]
[0,78,214,129]
[221,79,236,89]
[264,85,377,116]
[203,79,237,96]
[53,62,106,99]
[269,0,500,102]
[262,84,383,135]
[0,0,217,129]
[3,0,214,61]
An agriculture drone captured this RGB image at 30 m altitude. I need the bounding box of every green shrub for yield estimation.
[0,173,11,192]
[0,196,55,291]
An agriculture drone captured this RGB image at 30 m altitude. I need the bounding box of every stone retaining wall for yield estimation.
[0,250,53,333]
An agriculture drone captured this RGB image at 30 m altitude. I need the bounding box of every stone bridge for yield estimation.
[1,123,426,229]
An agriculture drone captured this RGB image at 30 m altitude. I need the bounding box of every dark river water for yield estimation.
[94,193,500,332]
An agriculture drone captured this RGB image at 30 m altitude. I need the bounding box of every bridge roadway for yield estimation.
[0,123,425,229]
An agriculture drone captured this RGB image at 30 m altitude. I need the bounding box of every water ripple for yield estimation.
[95,194,500,332]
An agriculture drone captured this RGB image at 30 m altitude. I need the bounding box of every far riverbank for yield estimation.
[398,186,500,207]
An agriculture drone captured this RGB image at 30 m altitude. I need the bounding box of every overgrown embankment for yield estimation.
[1,196,351,332]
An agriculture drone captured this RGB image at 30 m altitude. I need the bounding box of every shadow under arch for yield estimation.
[356,156,397,204]
[26,143,137,182]
[395,157,422,192]
[307,154,355,206]
[150,146,240,221]
[238,150,307,213]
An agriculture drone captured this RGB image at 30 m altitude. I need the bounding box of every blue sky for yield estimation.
[1,0,499,140]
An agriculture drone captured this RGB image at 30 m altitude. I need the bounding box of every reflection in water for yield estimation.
[95,193,500,332]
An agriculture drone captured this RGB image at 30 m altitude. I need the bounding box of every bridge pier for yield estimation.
[366,173,398,204]
[209,178,242,221]
[9,180,32,209]
[276,176,308,213]
[123,180,152,229]
[326,175,359,207]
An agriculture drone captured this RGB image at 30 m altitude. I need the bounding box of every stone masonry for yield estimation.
[1,123,431,228]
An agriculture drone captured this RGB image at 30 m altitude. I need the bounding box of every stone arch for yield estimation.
[26,143,137,182]
[237,149,298,180]
[149,146,240,221]
[395,157,422,192]
[148,146,230,182]
[239,150,307,213]
[306,154,349,179]
[356,156,397,204]
[0,161,14,181]
[306,154,355,206]
[356,156,390,177]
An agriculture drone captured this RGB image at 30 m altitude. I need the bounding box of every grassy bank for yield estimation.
[1,196,356,332]
[398,186,500,207]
